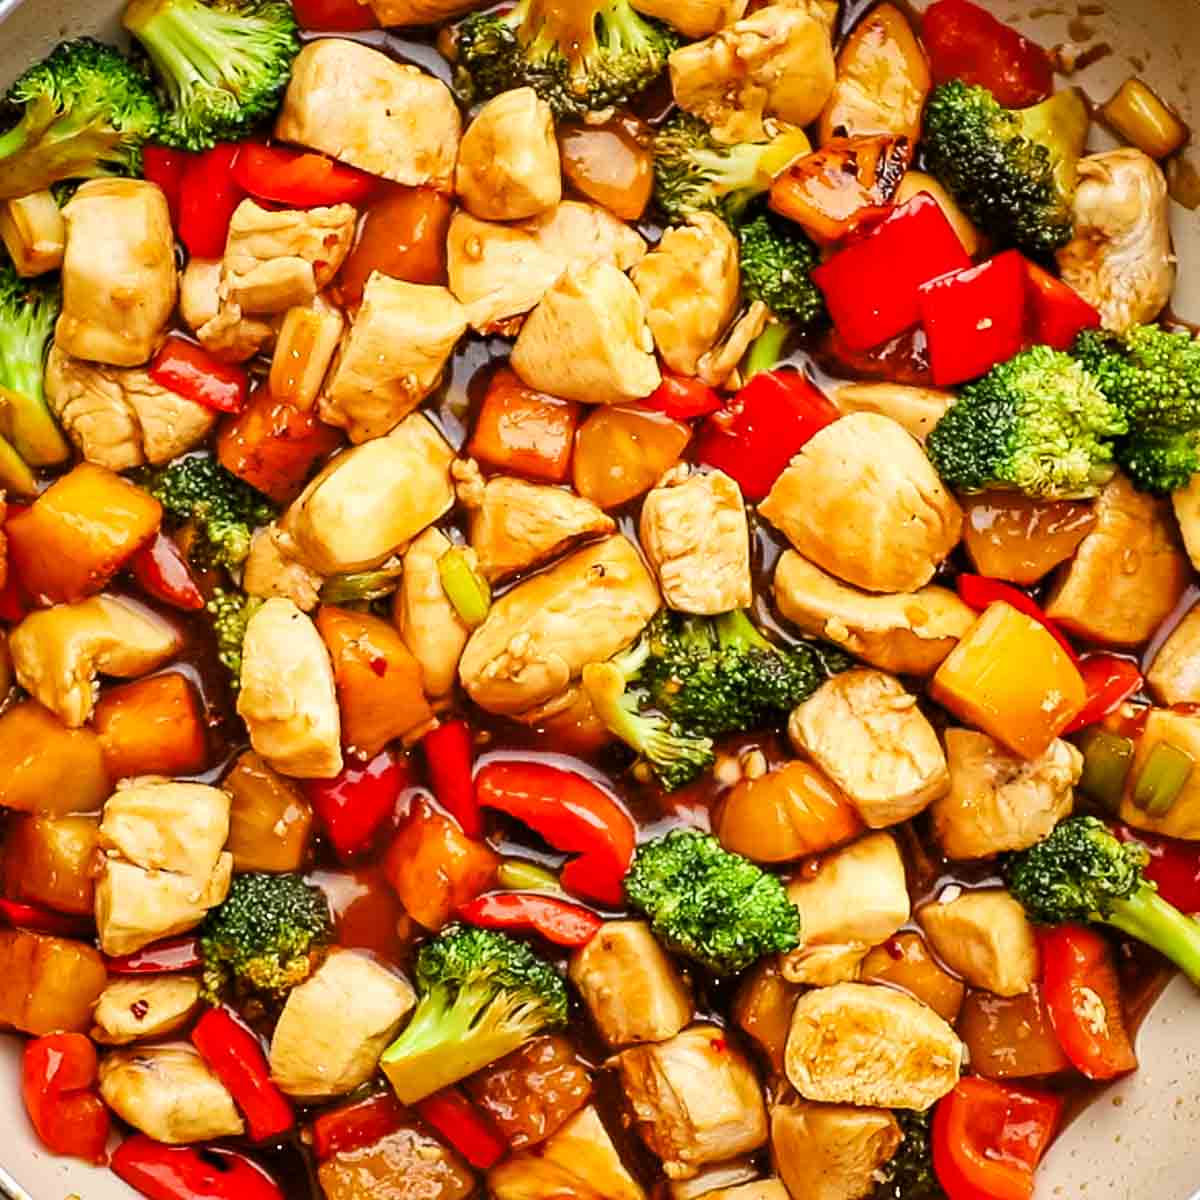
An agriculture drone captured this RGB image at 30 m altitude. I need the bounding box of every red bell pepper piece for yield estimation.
[476,760,636,907]
[130,533,205,612]
[1038,924,1138,1080]
[922,0,1054,109]
[291,0,378,30]
[1062,654,1144,734]
[232,144,378,209]
[104,935,202,975]
[0,897,91,937]
[21,1033,110,1164]
[812,193,972,351]
[178,143,245,259]
[1115,825,1200,914]
[956,574,1078,661]
[415,1087,509,1170]
[0,570,29,622]
[143,145,190,228]
[932,1076,1062,1200]
[312,1091,408,1161]
[112,1137,284,1200]
[422,720,481,839]
[306,749,411,861]
[192,1007,294,1142]
[459,892,603,948]
[642,374,723,421]
[1024,261,1101,351]
[150,335,249,415]
[919,251,1029,386]
[693,369,839,501]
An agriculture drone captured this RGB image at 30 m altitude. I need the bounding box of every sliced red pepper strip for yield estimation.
[143,145,190,229]
[1062,654,1144,734]
[459,892,603,948]
[476,760,635,907]
[422,720,481,839]
[111,1136,285,1200]
[0,897,91,937]
[291,0,378,31]
[178,143,245,260]
[21,1033,109,1164]
[1024,261,1101,352]
[306,749,411,861]
[191,1007,294,1142]
[956,574,1078,661]
[130,533,205,612]
[312,1091,408,1161]
[150,334,249,415]
[642,374,723,421]
[415,1086,510,1170]
[1114,825,1200,914]
[105,935,202,975]
[232,144,378,209]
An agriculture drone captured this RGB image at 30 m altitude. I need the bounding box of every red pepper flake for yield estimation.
[884,936,905,961]
[369,656,388,677]
[710,1037,727,1054]
[130,1000,150,1021]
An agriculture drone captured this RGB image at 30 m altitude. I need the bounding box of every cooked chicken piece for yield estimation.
[457,88,561,221]
[243,525,323,612]
[697,302,771,390]
[318,1124,476,1200]
[770,1100,901,1200]
[99,1043,243,1143]
[830,382,954,443]
[92,976,202,1045]
[270,949,416,1098]
[489,1104,647,1200]
[569,920,692,1047]
[509,680,614,754]
[277,39,460,189]
[1173,471,1200,572]
[632,0,750,38]
[1118,708,1200,840]
[447,201,648,332]
[616,1024,768,1180]
[1044,473,1190,646]
[785,983,963,1110]
[665,1160,760,1200]
[320,274,467,443]
[10,596,181,728]
[0,190,65,276]
[394,528,470,700]
[670,3,836,143]
[238,598,342,779]
[1057,149,1175,332]
[281,413,456,574]
[511,261,661,406]
[44,346,217,471]
[181,258,274,365]
[760,414,962,593]
[179,257,222,331]
[366,0,479,21]
[780,833,910,986]
[55,180,176,367]
[685,1182,787,1200]
[774,551,973,676]
[1148,607,1200,704]
[632,214,741,377]
[918,889,1038,998]
[459,534,660,715]
[788,670,949,829]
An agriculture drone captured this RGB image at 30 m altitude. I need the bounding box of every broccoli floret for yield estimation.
[380,924,568,1104]
[923,81,1088,256]
[0,38,160,200]
[926,345,1127,499]
[653,112,812,225]
[207,588,263,687]
[624,829,800,975]
[0,257,70,468]
[199,872,333,1007]
[1071,325,1200,493]
[123,0,299,152]
[872,1110,944,1200]
[454,0,675,121]
[1005,816,1200,988]
[737,211,826,329]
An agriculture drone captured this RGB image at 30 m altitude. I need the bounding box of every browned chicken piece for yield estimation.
[1172,472,1200,571]
[1118,709,1200,840]
[770,1100,902,1200]
[395,528,471,701]
[0,190,65,276]
[631,214,741,377]
[760,414,962,593]
[276,39,461,190]
[697,302,771,390]
[933,729,1081,860]
[318,1123,475,1200]
[1148,607,1200,704]
[773,550,974,676]
[447,201,647,333]
[785,983,964,1110]
[0,930,108,1035]
[242,526,323,612]
[92,977,202,1045]
[459,534,661,715]
[918,889,1038,998]
[788,669,949,829]
[671,1169,786,1200]
[829,381,954,442]
[616,1024,768,1180]
[632,0,749,37]
[180,258,275,365]
[569,920,692,1047]
[1043,473,1190,647]
[55,179,177,367]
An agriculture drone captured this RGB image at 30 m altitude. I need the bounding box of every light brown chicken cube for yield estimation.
[830,382,954,442]
[181,258,274,365]
[1147,607,1200,704]
[918,889,1038,997]
[0,190,65,276]
[770,1100,902,1200]
[1117,708,1200,840]
[394,527,470,700]
[692,1181,788,1200]
[242,526,323,612]
[92,976,202,1045]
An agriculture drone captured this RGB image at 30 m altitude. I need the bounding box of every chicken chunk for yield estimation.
[1044,473,1190,647]
[447,201,648,333]
[277,39,460,189]
[1057,149,1175,332]
[55,179,176,367]
[1148,607,1200,704]
[394,528,470,700]
[774,550,973,676]
[632,0,750,38]
[270,949,416,1098]
[785,983,964,1110]
[569,920,692,1047]
[788,669,949,829]
[0,190,65,277]
[830,382,954,443]
[243,526,323,612]
[237,598,342,779]
[770,1101,901,1200]
[318,1124,475,1200]
[1118,708,1200,840]
[780,833,910,986]
[632,213,741,377]
[918,889,1038,998]
[459,534,660,715]
[92,976,202,1045]
[281,413,456,575]
[685,1181,787,1200]
[696,302,771,391]
[180,258,275,365]
[670,3,836,143]
[99,1043,243,1143]
[616,1025,769,1180]
[933,729,1081,860]
[10,596,181,728]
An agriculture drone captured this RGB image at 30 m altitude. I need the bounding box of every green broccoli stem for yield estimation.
[714,608,774,654]
[743,323,789,380]
[0,106,41,160]
[125,0,233,95]
[1106,886,1200,988]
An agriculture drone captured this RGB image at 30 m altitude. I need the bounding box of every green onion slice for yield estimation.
[1133,741,1195,817]
[438,547,491,629]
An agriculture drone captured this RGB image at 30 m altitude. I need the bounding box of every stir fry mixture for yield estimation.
[0,0,1198,1197]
